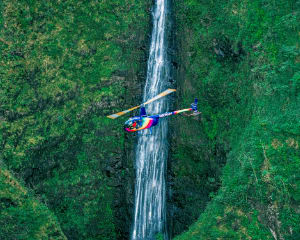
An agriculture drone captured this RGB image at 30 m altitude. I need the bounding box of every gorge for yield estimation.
[0,0,299,240]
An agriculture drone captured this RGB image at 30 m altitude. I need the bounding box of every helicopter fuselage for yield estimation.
[123,106,195,132]
[124,116,159,132]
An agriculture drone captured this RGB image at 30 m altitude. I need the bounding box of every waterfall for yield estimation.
[131,0,171,239]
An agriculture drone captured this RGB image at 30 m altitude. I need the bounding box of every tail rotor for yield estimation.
[191,98,200,115]
[191,98,198,111]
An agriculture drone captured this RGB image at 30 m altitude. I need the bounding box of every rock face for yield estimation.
[166,1,226,237]
[0,1,152,239]
[170,0,300,239]
[0,167,67,239]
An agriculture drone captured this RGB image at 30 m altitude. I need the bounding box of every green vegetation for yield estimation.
[0,167,66,239]
[171,0,299,239]
[1,0,150,239]
[1,0,299,239]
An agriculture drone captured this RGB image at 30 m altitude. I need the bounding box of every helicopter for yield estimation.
[107,89,200,132]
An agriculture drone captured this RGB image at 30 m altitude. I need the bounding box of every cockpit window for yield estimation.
[124,121,132,129]
[125,119,142,130]
[125,121,136,130]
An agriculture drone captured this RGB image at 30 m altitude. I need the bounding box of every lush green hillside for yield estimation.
[1,0,299,239]
[171,0,299,239]
[0,166,66,239]
[0,0,151,239]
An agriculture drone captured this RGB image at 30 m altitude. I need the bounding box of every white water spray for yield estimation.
[131,0,171,239]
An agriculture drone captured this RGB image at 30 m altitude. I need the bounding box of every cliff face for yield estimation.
[1,0,299,239]
[0,0,151,239]
[0,167,67,239]
[170,0,299,239]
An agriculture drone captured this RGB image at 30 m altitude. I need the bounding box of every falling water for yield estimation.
[131,0,171,239]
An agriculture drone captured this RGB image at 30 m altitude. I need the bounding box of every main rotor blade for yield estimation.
[107,105,140,119]
[143,89,176,105]
[106,89,176,119]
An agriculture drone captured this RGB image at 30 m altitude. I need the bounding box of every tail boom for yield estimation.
[157,98,199,118]
[158,108,192,118]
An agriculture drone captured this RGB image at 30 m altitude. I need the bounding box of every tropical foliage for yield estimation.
[172,0,299,239]
[1,0,299,239]
[0,0,150,239]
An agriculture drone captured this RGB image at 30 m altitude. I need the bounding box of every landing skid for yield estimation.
[191,112,201,116]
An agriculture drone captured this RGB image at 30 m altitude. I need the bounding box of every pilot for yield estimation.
[131,121,137,130]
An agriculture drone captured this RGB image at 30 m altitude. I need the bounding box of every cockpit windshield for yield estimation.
[124,118,143,131]
[124,120,136,130]
[124,121,132,129]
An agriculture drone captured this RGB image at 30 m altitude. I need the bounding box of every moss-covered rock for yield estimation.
[0,166,67,239]
[171,0,299,239]
[0,0,151,239]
